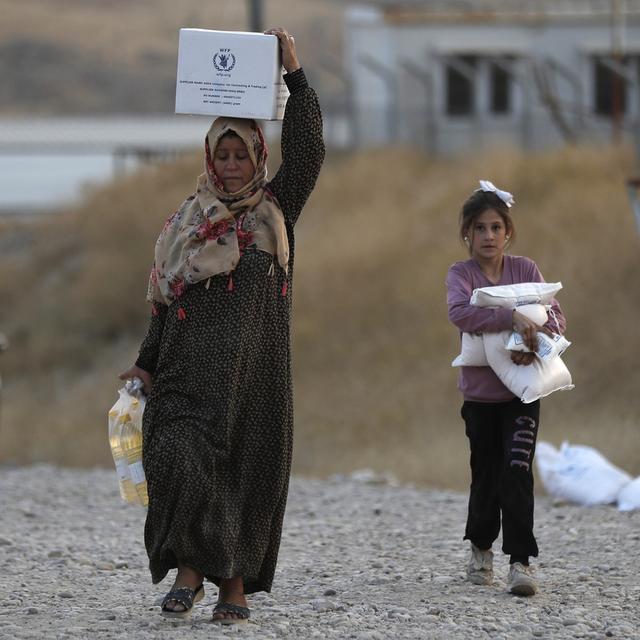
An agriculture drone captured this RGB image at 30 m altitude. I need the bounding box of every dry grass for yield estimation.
[0,0,342,64]
[1,144,639,489]
[291,145,640,487]
[0,0,344,114]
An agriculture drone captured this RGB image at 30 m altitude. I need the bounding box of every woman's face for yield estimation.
[213,134,255,193]
[468,208,509,261]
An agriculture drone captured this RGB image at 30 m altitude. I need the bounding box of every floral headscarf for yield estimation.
[147,117,289,308]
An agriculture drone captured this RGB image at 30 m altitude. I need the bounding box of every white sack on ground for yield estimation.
[535,441,632,506]
[617,476,640,511]
[483,331,573,403]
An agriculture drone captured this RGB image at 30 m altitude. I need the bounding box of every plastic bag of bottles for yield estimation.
[108,377,148,506]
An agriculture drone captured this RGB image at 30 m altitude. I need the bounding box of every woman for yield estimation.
[119,28,324,623]
[446,181,566,596]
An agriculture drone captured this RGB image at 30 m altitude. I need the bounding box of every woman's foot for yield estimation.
[162,564,205,614]
[212,576,250,624]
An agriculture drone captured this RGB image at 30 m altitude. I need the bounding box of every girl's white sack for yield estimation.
[452,304,548,368]
[482,331,573,403]
[470,282,562,308]
[452,333,487,367]
[506,330,571,360]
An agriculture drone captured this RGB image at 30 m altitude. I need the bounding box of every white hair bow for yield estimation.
[476,180,515,208]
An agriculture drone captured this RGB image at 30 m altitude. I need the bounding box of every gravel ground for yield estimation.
[0,465,639,640]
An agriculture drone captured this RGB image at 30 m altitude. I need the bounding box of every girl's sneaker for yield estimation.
[507,562,538,596]
[467,543,494,585]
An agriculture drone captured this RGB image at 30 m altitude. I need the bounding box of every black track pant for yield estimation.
[461,398,540,558]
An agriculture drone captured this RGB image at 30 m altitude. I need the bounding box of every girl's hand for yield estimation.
[510,351,536,366]
[118,365,153,394]
[264,27,301,74]
[511,309,542,352]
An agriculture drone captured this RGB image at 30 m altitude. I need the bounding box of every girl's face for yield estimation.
[468,208,509,261]
[213,135,255,193]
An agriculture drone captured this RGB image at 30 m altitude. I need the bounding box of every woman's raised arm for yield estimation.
[266,28,325,227]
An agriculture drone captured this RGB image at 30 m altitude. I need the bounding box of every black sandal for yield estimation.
[211,601,251,625]
[160,583,204,619]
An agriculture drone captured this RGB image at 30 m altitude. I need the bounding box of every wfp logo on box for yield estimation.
[213,48,236,72]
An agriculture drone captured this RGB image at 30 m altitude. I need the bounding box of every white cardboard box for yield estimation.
[175,29,289,120]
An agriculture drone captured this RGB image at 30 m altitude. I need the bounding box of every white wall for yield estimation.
[346,7,640,153]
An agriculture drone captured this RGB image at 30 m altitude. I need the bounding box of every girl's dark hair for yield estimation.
[459,190,516,250]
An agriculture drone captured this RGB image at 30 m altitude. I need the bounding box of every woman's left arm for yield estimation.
[266,29,325,226]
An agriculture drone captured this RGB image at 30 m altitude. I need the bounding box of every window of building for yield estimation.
[594,55,628,116]
[489,60,511,114]
[446,56,476,116]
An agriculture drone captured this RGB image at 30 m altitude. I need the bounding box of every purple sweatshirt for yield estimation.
[446,255,567,403]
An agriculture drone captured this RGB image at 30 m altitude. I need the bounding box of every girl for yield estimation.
[446,181,566,596]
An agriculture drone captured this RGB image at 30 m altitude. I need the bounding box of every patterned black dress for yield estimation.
[135,69,324,594]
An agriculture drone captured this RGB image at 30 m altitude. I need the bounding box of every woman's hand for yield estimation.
[118,365,153,394]
[264,27,301,73]
[510,351,536,366]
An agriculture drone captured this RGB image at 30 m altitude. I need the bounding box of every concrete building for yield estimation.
[343,0,640,154]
